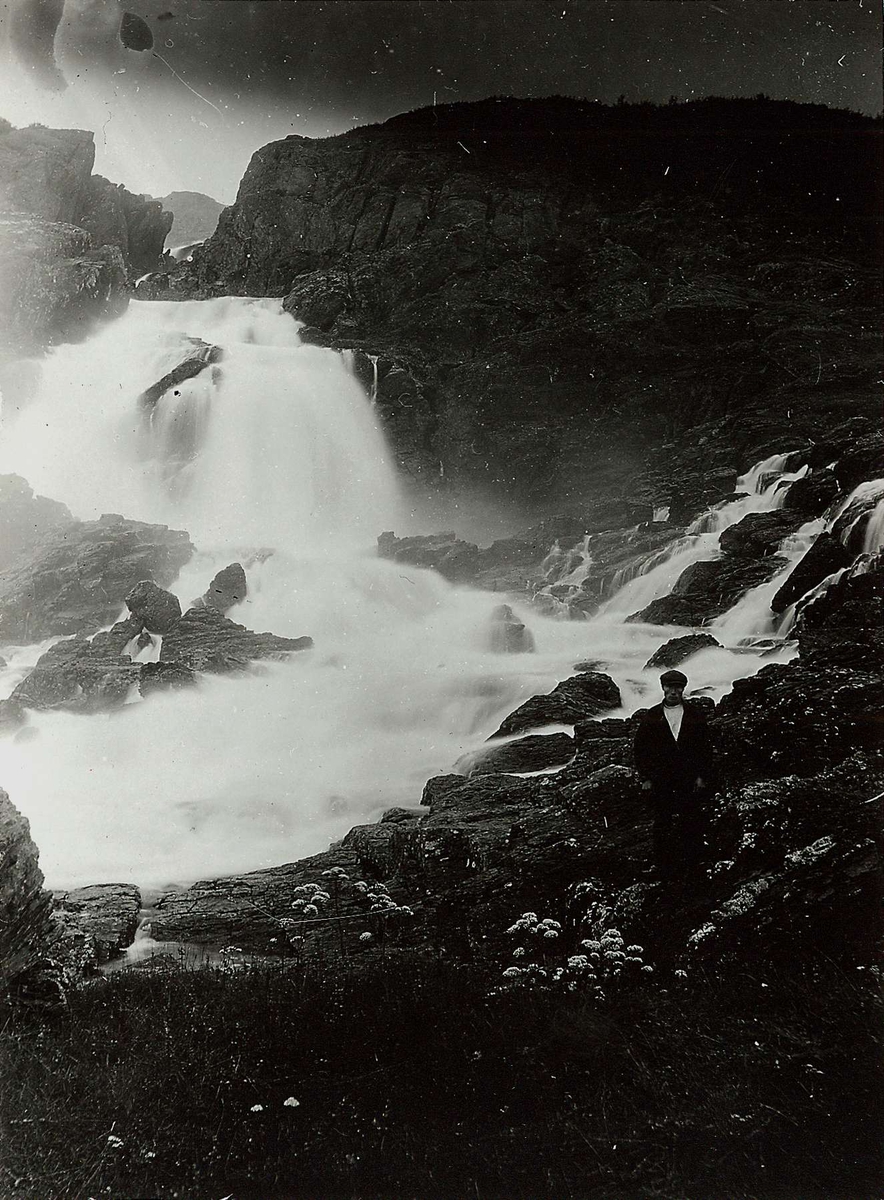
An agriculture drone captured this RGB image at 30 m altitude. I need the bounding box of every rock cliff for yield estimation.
[142,97,881,515]
[0,124,172,357]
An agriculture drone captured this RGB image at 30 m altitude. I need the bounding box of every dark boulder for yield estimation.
[630,555,789,627]
[782,469,840,519]
[490,672,621,738]
[11,632,142,712]
[771,532,853,614]
[645,633,722,669]
[126,580,182,634]
[718,510,803,557]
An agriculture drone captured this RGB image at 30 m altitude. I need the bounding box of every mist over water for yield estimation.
[0,300,799,889]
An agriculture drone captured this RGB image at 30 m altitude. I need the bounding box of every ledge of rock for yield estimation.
[630,554,789,626]
[160,607,312,672]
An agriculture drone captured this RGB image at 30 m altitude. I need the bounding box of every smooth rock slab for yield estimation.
[461,732,575,777]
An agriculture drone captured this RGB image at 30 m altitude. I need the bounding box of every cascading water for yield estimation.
[0,300,805,888]
[600,453,808,618]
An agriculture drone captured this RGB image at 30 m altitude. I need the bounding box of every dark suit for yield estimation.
[633,701,714,874]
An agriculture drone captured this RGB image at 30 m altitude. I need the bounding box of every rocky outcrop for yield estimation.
[52,884,141,966]
[0,787,63,1008]
[0,215,128,354]
[0,513,193,644]
[0,126,96,223]
[7,593,313,720]
[77,175,173,278]
[630,554,789,627]
[794,552,883,671]
[460,732,575,777]
[0,474,74,571]
[377,530,479,582]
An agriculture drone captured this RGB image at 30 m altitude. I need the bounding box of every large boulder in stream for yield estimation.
[197,562,248,614]
[136,338,223,412]
[0,514,193,644]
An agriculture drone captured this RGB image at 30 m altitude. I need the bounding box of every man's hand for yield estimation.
[642,780,652,791]
[696,777,706,790]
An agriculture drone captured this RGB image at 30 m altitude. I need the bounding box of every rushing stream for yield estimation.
[0,299,806,889]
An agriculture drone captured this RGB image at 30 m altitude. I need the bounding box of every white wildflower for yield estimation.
[250,1104,264,1113]
[283,1097,300,1108]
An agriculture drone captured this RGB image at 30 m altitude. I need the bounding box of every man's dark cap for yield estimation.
[660,669,688,686]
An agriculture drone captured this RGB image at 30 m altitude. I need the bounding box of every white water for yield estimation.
[0,300,803,889]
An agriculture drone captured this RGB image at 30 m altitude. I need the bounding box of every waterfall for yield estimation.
[0,301,808,888]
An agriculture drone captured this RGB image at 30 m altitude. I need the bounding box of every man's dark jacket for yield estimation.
[633,701,714,798]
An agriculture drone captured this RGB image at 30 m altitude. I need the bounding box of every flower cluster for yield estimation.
[498,884,653,996]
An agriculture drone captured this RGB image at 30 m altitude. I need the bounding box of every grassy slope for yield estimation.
[1,951,881,1199]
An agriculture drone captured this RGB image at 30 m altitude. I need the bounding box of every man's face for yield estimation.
[662,683,685,706]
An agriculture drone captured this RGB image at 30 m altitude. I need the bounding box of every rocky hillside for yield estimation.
[0,123,172,358]
[159,190,225,247]
[141,96,881,515]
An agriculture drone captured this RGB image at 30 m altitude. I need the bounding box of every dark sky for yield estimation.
[1,0,880,201]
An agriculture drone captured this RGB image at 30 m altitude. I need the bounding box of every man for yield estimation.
[633,669,714,877]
